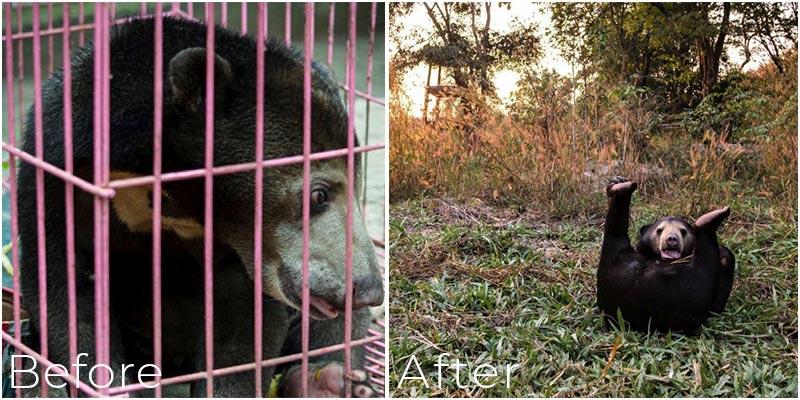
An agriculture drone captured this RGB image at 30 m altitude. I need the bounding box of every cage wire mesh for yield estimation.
[1,2,386,397]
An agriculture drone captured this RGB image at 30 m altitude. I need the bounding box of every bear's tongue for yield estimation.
[660,249,681,261]
[310,296,340,319]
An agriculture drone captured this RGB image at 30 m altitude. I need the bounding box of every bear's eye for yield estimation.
[309,186,332,216]
[680,228,687,236]
[656,228,663,235]
[311,188,329,207]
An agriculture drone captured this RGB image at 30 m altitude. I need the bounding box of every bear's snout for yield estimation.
[353,274,384,309]
[666,235,679,247]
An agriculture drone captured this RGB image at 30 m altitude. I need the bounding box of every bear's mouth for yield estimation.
[275,262,343,320]
[660,248,682,261]
[287,292,342,321]
[310,296,340,319]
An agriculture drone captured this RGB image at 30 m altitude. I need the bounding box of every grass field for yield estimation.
[389,193,797,397]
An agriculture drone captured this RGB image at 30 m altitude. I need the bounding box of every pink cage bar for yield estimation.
[1,2,386,397]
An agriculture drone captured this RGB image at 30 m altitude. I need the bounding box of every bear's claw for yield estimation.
[606,176,637,197]
[283,362,377,398]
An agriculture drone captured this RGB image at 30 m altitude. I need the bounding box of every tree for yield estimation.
[550,3,698,110]
[650,2,732,98]
[551,2,797,105]
[390,2,541,97]
[735,2,798,74]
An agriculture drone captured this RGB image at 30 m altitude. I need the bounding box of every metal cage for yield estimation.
[1,2,386,397]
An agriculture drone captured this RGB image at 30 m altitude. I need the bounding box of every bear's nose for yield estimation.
[352,274,384,310]
[666,235,679,246]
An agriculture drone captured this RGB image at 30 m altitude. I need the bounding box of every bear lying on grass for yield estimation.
[596,177,735,333]
[18,16,382,397]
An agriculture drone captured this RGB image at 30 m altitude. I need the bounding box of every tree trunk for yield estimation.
[697,2,731,97]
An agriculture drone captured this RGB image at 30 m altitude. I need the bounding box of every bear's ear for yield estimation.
[168,47,234,113]
[638,223,651,238]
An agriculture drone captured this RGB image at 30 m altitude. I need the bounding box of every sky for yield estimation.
[390,3,773,117]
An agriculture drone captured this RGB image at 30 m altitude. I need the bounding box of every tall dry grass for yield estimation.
[390,54,797,221]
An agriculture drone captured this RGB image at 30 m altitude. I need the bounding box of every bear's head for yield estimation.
[127,33,384,320]
[637,217,695,262]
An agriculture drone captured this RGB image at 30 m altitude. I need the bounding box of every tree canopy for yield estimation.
[391,2,797,123]
[550,2,797,110]
[390,2,541,96]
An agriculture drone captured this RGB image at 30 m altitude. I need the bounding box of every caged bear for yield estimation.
[17,16,383,397]
[596,177,735,333]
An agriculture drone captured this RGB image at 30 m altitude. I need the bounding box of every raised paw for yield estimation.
[694,207,730,231]
[606,176,637,197]
[283,362,377,398]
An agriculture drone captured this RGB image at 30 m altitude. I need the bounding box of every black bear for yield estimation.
[17,16,383,397]
[596,177,735,333]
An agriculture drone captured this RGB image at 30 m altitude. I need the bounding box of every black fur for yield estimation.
[17,16,375,396]
[596,177,735,333]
